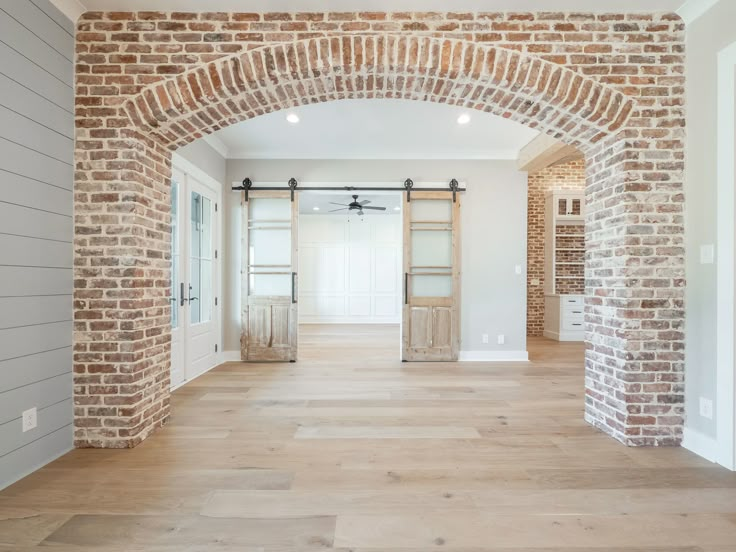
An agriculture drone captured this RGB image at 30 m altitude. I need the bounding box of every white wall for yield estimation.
[224,159,528,358]
[299,214,401,324]
[0,0,75,490]
[683,0,736,454]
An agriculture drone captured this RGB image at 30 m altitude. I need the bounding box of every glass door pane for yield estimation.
[190,191,213,325]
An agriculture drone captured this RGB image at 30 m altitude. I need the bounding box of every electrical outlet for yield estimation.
[699,397,714,420]
[531,278,540,286]
[497,334,505,345]
[482,334,489,344]
[514,265,522,275]
[700,244,715,265]
[22,407,37,433]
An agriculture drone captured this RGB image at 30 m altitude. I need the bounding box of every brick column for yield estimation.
[584,135,685,446]
[74,129,172,448]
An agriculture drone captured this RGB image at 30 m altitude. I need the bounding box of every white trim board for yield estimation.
[49,0,87,23]
[459,350,529,362]
[682,427,720,464]
[677,0,720,25]
[714,41,736,471]
[299,317,401,324]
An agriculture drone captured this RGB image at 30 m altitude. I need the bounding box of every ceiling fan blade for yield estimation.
[329,208,349,212]
[358,200,372,205]
[329,202,351,207]
[360,206,387,211]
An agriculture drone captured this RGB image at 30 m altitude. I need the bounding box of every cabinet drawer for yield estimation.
[562,319,585,331]
[563,305,585,318]
[560,295,583,307]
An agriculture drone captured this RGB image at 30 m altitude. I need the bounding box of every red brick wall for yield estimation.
[74,11,685,448]
[527,159,586,336]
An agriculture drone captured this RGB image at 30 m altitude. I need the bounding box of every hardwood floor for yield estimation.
[1,324,735,551]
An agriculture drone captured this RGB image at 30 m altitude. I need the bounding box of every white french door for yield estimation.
[171,166,220,389]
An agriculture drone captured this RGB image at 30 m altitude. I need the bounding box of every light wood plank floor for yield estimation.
[2,324,735,551]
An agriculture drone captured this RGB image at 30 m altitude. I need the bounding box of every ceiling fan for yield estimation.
[329,194,387,216]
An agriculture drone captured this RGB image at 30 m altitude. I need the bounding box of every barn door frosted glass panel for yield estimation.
[248,197,292,296]
[409,199,453,298]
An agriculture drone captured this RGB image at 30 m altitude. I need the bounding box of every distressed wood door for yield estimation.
[241,191,298,362]
[402,191,460,361]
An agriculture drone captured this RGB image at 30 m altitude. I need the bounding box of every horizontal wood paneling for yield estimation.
[0,346,71,393]
[0,295,72,329]
[0,171,73,215]
[0,321,72,363]
[0,266,71,296]
[0,10,72,84]
[0,202,72,242]
[0,73,73,137]
[0,424,71,490]
[0,234,72,268]
[0,0,73,490]
[0,398,72,457]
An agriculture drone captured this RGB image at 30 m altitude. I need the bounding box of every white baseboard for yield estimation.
[459,350,529,362]
[299,318,401,324]
[543,330,585,342]
[221,351,242,363]
[682,427,719,463]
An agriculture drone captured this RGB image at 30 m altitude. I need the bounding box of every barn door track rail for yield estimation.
[232,178,466,202]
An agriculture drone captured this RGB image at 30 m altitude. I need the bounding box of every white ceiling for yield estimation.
[213,99,540,160]
[299,192,401,215]
[61,0,691,17]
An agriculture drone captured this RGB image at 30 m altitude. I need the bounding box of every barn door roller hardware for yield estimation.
[231,179,466,197]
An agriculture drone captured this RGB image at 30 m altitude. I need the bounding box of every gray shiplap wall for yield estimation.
[0,0,74,489]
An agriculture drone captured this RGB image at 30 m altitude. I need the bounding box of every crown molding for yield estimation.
[202,134,230,158]
[677,0,720,24]
[49,0,87,23]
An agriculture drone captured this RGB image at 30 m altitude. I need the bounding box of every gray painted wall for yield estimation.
[685,0,736,440]
[224,159,528,356]
[0,0,74,489]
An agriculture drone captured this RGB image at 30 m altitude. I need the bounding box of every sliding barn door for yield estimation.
[241,191,298,362]
[402,192,460,361]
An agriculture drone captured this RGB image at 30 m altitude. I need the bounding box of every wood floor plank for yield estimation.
[0,327,734,550]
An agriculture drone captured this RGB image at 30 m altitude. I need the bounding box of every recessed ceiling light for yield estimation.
[286,113,300,124]
[312,206,320,211]
[457,113,471,125]
[393,206,400,211]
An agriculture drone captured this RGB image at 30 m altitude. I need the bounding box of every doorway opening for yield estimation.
[297,190,403,362]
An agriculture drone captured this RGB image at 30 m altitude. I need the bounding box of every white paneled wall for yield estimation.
[299,215,401,323]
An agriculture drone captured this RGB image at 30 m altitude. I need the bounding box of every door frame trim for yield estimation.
[714,42,736,471]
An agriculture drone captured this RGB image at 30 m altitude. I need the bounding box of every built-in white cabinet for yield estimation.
[544,191,585,341]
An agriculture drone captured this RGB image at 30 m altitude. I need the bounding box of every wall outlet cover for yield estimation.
[482,334,489,344]
[22,407,37,432]
[497,334,505,345]
[699,397,714,420]
[514,265,522,275]
[700,244,715,264]
[531,278,541,286]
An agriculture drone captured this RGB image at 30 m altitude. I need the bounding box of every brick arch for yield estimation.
[74,27,684,451]
[121,35,634,152]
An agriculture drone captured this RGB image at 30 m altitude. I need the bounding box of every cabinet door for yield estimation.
[556,195,583,219]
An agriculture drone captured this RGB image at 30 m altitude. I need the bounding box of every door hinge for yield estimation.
[215,203,218,212]
[215,249,218,259]
[215,344,218,353]
[215,297,218,306]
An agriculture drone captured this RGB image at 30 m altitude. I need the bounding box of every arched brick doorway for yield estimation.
[74,34,683,449]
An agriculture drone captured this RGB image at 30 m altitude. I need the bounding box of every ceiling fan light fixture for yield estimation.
[286,113,300,124]
[457,113,471,125]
